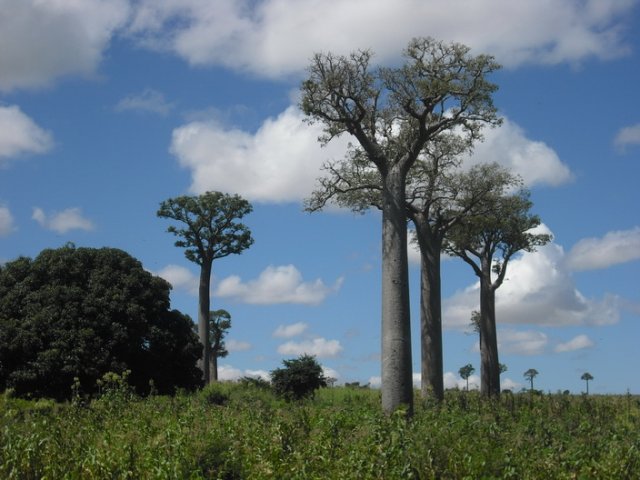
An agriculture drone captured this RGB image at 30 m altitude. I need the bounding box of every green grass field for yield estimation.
[1,382,639,479]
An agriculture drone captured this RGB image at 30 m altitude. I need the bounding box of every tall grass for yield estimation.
[1,383,638,479]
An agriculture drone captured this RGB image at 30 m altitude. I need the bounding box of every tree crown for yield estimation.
[157,191,253,266]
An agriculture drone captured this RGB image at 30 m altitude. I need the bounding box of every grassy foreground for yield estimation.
[1,382,639,479]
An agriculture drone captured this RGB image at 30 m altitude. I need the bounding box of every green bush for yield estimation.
[270,355,327,401]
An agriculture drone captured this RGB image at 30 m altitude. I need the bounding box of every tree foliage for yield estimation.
[157,191,253,384]
[270,355,327,401]
[0,244,202,399]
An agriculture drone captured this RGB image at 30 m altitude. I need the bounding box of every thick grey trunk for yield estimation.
[198,262,212,384]
[479,263,500,397]
[414,217,444,401]
[380,168,414,415]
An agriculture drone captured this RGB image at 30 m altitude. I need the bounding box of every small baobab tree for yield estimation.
[459,364,475,391]
[158,192,253,384]
[208,309,232,382]
[581,372,594,395]
[524,368,539,392]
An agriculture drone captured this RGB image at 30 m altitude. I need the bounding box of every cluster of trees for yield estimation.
[0,244,203,399]
[301,37,550,413]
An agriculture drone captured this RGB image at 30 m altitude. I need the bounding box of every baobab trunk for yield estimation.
[198,262,212,384]
[380,167,414,415]
[479,268,500,397]
[414,218,444,401]
[210,355,218,382]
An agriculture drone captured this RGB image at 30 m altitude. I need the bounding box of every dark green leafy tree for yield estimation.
[581,372,594,394]
[208,309,231,381]
[524,368,539,392]
[270,354,327,401]
[446,189,551,397]
[302,37,501,413]
[158,192,253,384]
[0,244,202,399]
[458,364,475,391]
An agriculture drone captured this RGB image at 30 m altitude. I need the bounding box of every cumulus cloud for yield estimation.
[443,225,621,328]
[226,339,252,352]
[170,106,351,202]
[273,322,309,338]
[218,365,270,381]
[614,123,640,152]
[566,227,640,271]
[0,105,53,164]
[555,334,595,353]
[499,329,549,356]
[155,264,199,294]
[215,264,343,305]
[0,205,16,237]
[0,0,130,91]
[128,0,635,77]
[32,207,95,234]
[115,88,175,116]
[277,337,343,358]
[464,117,572,187]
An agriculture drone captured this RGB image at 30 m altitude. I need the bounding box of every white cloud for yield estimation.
[277,337,343,358]
[0,205,16,237]
[443,371,480,390]
[566,227,640,271]
[464,117,572,187]
[499,329,549,356]
[218,365,269,381]
[115,88,174,116]
[273,322,309,338]
[614,123,640,152]
[0,0,130,91]
[129,0,635,77]
[555,334,595,353]
[32,207,95,234]
[155,264,199,294]
[443,225,621,328]
[226,339,252,352]
[501,378,521,391]
[215,264,343,305]
[170,106,351,202]
[0,105,53,164]
[323,366,340,381]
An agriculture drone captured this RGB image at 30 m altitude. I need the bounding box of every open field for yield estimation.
[1,383,639,479]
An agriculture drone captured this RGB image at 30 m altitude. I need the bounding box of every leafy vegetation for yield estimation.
[271,354,327,401]
[0,244,202,399]
[1,383,638,479]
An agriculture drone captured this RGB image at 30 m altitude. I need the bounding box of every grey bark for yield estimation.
[198,262,212,384]
[380,167,414,415]
[479,260,500,397]
[413,214,444,401]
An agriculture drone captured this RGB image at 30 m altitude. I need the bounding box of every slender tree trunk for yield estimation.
[198,262,212,384]
[210,354,218,382]
[479,265,500,397]
[380,167,414,415]
[414,216,444,401]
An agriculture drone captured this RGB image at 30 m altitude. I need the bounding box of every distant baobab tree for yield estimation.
[581,372,594,395]
[524,368,539,392]
[459,364,475,391]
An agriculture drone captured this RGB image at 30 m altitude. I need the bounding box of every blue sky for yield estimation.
[1,0,639,394]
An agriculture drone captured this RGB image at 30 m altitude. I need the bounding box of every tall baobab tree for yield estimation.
[158,192,253,384]
[302,38,501,412]
[447,190,551,397]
